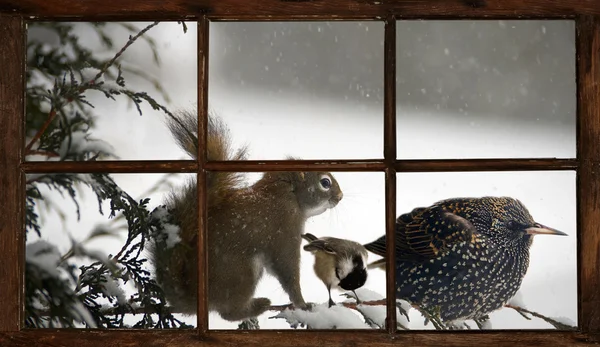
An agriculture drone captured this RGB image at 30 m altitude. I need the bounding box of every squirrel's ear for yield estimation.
[298,172,306,181]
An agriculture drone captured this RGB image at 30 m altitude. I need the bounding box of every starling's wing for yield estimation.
[399,206,476,261]
[363,207,427,260]
[363,207,427,259]
[363,206,476,262]
[363,235,387,257]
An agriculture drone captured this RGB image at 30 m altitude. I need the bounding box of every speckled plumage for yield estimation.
[364,196,565,322]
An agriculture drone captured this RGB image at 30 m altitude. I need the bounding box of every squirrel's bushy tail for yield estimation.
[151,110,248,314]
[167,110,248,206]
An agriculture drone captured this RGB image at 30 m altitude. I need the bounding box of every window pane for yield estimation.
[207,172,386,330]
[396,20,575,159]
[25,173,197,329]
[25,22,197,161]
[209,22,384,160]
[390,171,577,329]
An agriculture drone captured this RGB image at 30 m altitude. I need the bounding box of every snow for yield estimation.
[101,275,127,305]
[25,154,61,162]
[162,223,181,248]
[79,67,103,84]
[76,174,105,192]
[480,320,493,330]
[273,303,370,329]
[150,206,181,248]
[26,241,62,279]
[59,131,115,158]
[70,301,98,328]
[151,206,169,221]
[355,304,386,329]
[551,316,576,327]
[350,288,384,302]
[508,291,527,308]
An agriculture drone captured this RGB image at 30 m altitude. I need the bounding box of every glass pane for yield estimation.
[387,171,577,329]
[26,22,197,161]
[209,22,384,160]
[25,173,197,329]
[396,20,575,159]
[208,172,386,330]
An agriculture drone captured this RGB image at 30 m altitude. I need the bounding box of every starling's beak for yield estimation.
[526,223,568,236]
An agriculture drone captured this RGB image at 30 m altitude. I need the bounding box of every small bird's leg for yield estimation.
[353,290,361,305]
[327,284,335,308]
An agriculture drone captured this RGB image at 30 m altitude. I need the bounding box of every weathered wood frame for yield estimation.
[1,1,598,346]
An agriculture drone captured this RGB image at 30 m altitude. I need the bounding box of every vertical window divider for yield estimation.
[0,14,25,332]
[384,14,397,334]
[575,15,600,337]
[197,15,210,335]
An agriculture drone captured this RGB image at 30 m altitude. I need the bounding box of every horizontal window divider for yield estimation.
[395,158,578,172]
[207,14,578,21]
[0,329,594,346]
[206,15,386,21]
[20,160,198,173]
[19,158,579,174]
[22,16,204,22]
[204,160,387,171]
[3,0,591,19]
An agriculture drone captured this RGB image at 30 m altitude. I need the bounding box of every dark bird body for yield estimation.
[364,197,566,322]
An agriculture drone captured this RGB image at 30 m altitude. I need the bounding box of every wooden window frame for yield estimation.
[0,1,599,346]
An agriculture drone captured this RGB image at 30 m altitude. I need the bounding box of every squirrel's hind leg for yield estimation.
[218,297,272,322]
[212,258,271,322]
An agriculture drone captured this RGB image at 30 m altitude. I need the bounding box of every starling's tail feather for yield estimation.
[363,235,387,257]
[364,236,387,270]
[367,258,386,270]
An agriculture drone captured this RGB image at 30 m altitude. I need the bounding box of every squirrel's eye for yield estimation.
[320,177,332,190]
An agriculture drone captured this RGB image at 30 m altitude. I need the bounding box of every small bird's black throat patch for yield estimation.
[338,256,367,291]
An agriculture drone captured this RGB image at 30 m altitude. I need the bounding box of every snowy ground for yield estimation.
[27,20,577,330]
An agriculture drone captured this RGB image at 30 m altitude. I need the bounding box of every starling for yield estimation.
[364,197,567,322]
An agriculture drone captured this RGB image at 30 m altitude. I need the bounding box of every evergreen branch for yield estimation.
[25,21,160,155]
[25,107,58,152]
[91,21,160,85]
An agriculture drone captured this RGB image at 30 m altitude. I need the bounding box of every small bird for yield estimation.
[364,197,567,322]
[302,233,369,307]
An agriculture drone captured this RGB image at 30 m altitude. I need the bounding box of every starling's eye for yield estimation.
[319,176,332,191]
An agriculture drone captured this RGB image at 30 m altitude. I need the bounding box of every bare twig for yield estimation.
[266,299,387,312]
[504,304,576,330]
[91,22,160,84]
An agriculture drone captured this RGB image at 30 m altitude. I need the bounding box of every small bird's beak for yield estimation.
[526,223,568,236]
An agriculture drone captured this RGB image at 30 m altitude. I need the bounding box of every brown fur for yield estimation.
[152,111,343,321]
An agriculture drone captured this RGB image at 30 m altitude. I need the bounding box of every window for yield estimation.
[1,2,599,346]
